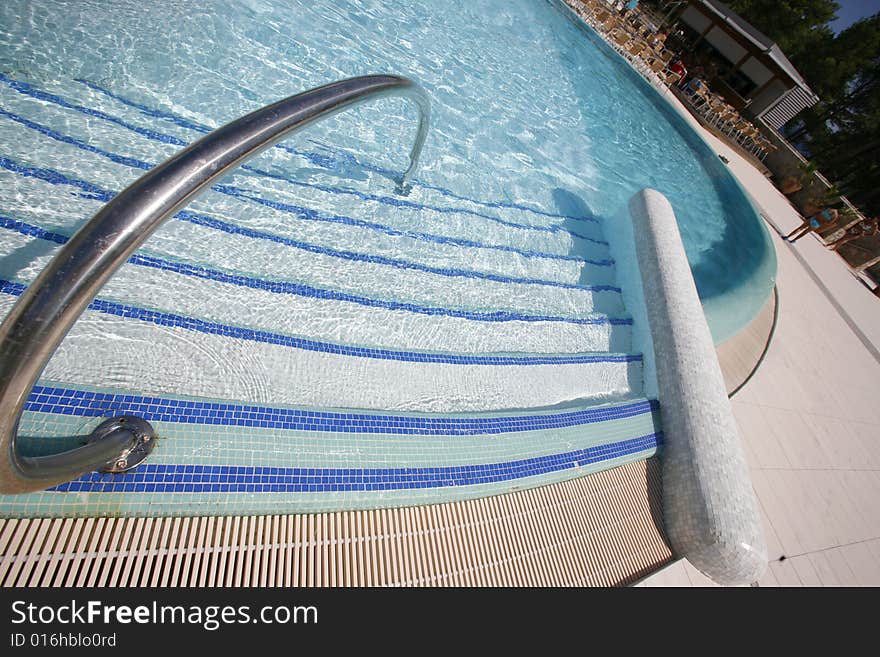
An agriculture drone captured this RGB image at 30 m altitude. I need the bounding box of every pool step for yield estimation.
[2,386,661,517]
[0,284,639,412]
[0,73,612,256]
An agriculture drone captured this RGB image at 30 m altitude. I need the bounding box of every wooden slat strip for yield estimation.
[86,519,114,588]
[0,519,31,586]
[240,516,254,588]
[45,519,75,588]
[198,516,215,588]
[269,515,279,587]
[64,518,95,587]
[171,518,191,588]
[456,502,481,586]
[28,516,66,587]
[306,513,316,587]
[13,518,50,587]
[213,517,230,588]
[423,504,445,586]
[0,519,20,558]
[291,514,302,587]
[404,506,424,587]
[127,517,153,587]
[161,518,182,587]
[320,513,329,588]
[487,495,518,586]
[187,517,206,588]
[150,518,174,587]
[434,503,456,586]
[253,515,264,587]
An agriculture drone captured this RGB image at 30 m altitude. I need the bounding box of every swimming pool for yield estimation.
[0,0,773,516]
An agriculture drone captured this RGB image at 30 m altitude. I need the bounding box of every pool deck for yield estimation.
[639,83,880,586]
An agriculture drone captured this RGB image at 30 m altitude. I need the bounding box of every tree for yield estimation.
[725,3,880,216]
[726,0,839,64]
[787,15,880,215]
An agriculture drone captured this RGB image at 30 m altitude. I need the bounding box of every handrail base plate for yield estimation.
[87,416,156,473]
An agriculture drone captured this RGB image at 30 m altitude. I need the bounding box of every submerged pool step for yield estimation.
[0,151,615,306]
[1,385,661,518]
[0,77,609,258]
[69,75,602,233]
[10,75,598,241]
[0,289,640,412]
[0,140,612,286]
[0,208,624,322]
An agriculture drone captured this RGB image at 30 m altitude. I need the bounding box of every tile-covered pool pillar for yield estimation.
[628,189,767,585]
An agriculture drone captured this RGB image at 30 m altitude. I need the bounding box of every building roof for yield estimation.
[693,0,818,101]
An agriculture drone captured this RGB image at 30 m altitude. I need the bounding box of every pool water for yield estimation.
[0,0,772,515]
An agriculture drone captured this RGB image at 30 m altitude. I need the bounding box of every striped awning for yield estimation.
[757,86,819,130]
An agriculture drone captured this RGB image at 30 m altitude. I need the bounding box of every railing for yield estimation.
[0,75,430,494]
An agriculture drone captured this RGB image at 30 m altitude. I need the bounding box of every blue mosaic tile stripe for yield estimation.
[0,107,610,260]
[0,156,110,202]
[0,157,618,295]
[0,74,188,146]
[0,216,622,326]
[230,164,604,242]
[0,216,68,245]
[0,74,602,241]
[1,280,635,365]
[26,385,656,435]
[75,78,208,133]
[51,433,662,493]
[0,108,153,171]
[75,77,600,225]
[219,175,611,258]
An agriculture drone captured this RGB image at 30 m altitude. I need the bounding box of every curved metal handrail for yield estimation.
[0,75,430,494]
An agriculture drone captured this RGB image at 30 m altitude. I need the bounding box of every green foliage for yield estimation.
[726,0,839,66]
[724,3,880,216]
[798,160,819,176]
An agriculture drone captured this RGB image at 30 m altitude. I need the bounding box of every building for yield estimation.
[669,0,819,129]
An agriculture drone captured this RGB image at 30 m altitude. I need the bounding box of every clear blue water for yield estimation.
[0,0,774,342]
[0,0,774,515]
[0,0,778,406]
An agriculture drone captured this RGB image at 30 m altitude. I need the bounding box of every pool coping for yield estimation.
[718,285,779,396]
[628,189,767,585]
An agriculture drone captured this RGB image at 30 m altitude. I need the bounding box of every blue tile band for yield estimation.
[1,74,602,242]
[0,157,618,296]
[75,76,600,225]
[0,156,110,202]
[26,385,656,434]
[50,433,661,493]
[217,176,611,258]
[1,281,635,365]
[0,108,153,170]
[0,107,611,260]
[0,216,623,326]
[75,78,209,133]
[0,73,189,146]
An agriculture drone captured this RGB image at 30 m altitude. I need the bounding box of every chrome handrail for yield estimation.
[0,75,430,494]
